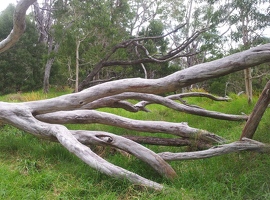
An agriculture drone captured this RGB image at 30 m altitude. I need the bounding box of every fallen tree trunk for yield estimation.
[1,0,270,191]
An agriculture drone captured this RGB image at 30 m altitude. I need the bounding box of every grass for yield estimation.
[1,90,270,199]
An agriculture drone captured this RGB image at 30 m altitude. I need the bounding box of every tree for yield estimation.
[220,0,269,103]
[137,20,170,78]
[1,0,270,190]
[51,0,133,90]
[32,0,59,93]
[153,0,227,92]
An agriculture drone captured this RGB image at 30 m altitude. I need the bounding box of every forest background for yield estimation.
[0,0,269,96]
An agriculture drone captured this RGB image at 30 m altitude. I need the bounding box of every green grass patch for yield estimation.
[1,91,270,199]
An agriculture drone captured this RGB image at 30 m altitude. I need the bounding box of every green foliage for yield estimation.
[134,20,172,78]
[52,0,134,86]
[140,20,168,53]
[0,5,46,94]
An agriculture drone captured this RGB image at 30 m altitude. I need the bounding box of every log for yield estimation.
[240,80,270,139]
[71,130,177,179]
[24,43,270,115]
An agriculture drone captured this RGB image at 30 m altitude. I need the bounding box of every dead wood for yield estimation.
[35,110,226,143]
[1,0,270,190]
[122,135,213,149]
[159,138,270,161]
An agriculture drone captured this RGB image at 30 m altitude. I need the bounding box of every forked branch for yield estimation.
[0,103,166,190]
[78,25,206,91]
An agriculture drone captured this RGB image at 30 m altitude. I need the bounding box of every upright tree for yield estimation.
[33,0,60,93]
[53,0,133,90]
[226,0,269,103]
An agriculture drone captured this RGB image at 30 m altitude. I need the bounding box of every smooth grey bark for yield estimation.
[35,110,226,143]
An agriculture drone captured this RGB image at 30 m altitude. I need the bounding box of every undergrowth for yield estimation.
[0,91,270,199]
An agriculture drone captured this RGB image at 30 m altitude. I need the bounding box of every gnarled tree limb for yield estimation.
[81,92,247,121]
[81,92,231,110]
[35,110,226,143]
[122,135,213,149]
[70,130,177,179]
[23,42,270,115]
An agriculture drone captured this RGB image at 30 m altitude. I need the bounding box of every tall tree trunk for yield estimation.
[75,39,81,93]
[43,36,59,93]
[33,0,58,94]
[43,58,54,93]
[244,68,252,104]
[242,15,252,104]
[185,0,193,68]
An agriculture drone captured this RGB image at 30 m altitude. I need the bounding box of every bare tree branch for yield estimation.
[80,92,231,112]
[70,130,177,179]
[0,103,165,190]
[122,135,213,149]
[81,93,247,121]
[167,92,232,101]
[21,41,270,115]
[0,0,37,53]
[35,110,226,143]
[159,138,270,161]
[78,25,205,91]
